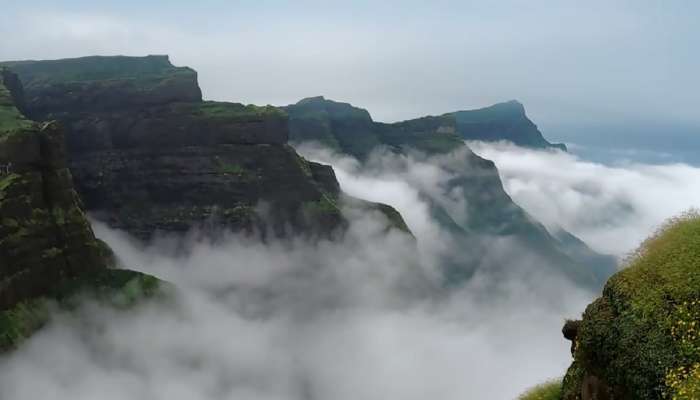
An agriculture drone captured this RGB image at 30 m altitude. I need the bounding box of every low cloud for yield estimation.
[469,141,700,257]
[0,146,594,400]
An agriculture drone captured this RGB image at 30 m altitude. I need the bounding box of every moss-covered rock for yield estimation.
[0,268,166,352]
[561,212,700,400]
[0,69,169,354]
[1,55,202,115]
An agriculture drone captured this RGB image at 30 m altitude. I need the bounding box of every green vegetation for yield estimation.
[0,269,165,352]
[372,202,412,235]
[0,173,20,200]
[518,380,562,400]
[214,158,255,180]
[562,211,700,399]
[450,100,525,124]
[195,101,286,121]
[407,133,465,154]
[0,299,49,352]
[294,153,313,177]
[1,55,191,87]
[0,76,33,136]
[217,162,246,175]
[304,195,341,217]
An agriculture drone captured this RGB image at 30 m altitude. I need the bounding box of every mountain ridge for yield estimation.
[286,95,615,287]
[2,56,410,240]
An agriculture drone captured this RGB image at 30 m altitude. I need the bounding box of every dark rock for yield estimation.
[0,70,166,351]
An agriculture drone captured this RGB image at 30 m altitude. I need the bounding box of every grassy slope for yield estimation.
[0,269,166,352]
[0,70,33,135]
[518,380,562,400]
[563,211,700,399]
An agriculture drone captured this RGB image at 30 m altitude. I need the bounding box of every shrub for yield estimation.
[518,379,562,400]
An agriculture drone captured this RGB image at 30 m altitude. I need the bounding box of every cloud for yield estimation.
[0,147,593,400]
[469,141,700,257]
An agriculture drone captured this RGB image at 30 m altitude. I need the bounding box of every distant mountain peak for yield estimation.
[447,100,566,150]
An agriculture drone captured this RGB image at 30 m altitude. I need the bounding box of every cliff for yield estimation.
[285,96,465,159]
[559,213,700,400]
[3,57,409,239]
[0,68,161,351]
[286,97,615,287]
[447,100,567,150]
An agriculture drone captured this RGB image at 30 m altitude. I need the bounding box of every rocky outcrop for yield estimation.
[285,96,464,159]
[0,68,162,351]
[446,100,567,150]
[2,57,409,240]
[3,55,202,115]
[561,213,700,399]
[286,96,615,287]
[0,68,106,310]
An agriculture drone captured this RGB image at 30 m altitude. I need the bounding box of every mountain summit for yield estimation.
[446,100,567,150]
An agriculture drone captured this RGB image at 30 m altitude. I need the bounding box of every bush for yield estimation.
[518,379,562,400]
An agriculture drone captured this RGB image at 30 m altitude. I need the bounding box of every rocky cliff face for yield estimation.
[560,214,700,400]
[447,100,567,150]
[285,96,465,159]
[0,68,106,310]
[286,97,615,287]
[0,68,161,351]
[3,57,409,240]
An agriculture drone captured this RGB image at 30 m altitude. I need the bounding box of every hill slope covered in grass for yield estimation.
[559,211,700,399]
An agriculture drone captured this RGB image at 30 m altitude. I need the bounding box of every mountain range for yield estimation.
[0,55,615,350]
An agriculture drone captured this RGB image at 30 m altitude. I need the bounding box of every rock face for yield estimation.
[0,68,105,310]
[561,214,700,400]
[1,57,413,240]
[286,96,615,287]
[285,96,465,159]
[447,100,567,150]
[0,68,162,351]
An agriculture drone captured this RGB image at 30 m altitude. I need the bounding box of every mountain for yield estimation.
[286,96,464,159]
[558,213,700,399]
[286,96,616,287]
[446,100,567,150]
[0,68,161,351]
[2,56,409,240]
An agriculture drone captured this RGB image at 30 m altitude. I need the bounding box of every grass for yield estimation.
[196,101,286,121]
[518,380,562,400]
[0,76,33,136]
[563,210,700,399]
[214,158,255,180]
[0,269,166,352]
[2,55,190,86]
[303,195,341,217]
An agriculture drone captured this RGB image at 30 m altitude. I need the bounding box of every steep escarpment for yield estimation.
[3,57,409,239]
[286,96,615,287]
[447,100,567,150]
[559,213,700,400]
[286,96,465,159]
[0,68,160,351]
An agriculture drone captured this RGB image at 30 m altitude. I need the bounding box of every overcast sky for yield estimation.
[1,1,698,146]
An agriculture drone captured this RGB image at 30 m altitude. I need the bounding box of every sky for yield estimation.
[1,0,698,154]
